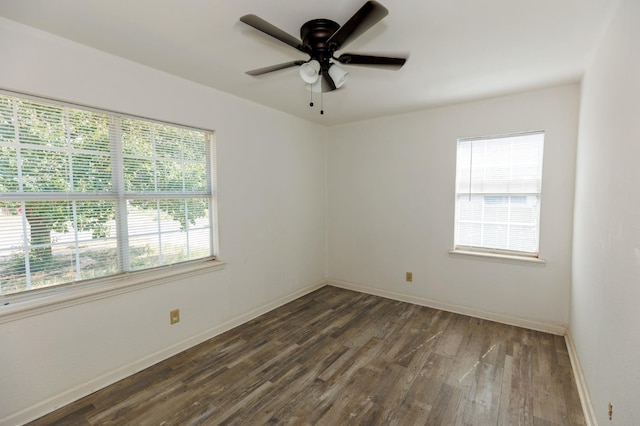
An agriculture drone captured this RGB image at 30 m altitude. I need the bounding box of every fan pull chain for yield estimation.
[306,78,324,116]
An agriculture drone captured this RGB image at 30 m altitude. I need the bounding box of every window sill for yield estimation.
[448,250,546,267]
[0,258,226,324]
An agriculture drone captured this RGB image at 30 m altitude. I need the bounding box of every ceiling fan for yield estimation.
[239,1,407,95]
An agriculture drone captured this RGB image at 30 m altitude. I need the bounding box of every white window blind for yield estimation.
[454,132,544,256]
[0,92,216,296]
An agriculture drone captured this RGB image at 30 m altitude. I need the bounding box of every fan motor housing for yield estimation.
[300,19,340,64]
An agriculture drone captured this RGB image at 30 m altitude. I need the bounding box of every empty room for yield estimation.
[0,0,638,425]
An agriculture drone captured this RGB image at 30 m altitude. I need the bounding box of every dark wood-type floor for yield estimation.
[29,286,586,425]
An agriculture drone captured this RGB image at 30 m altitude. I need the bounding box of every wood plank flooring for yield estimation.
[28,286,586,425]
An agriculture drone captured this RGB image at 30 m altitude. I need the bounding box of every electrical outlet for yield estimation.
[608,403,613,420]
[170,309,180,325]
[406,272,413,282]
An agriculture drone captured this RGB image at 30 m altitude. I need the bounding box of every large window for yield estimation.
[0,92,216,297]
[454,132,544,257]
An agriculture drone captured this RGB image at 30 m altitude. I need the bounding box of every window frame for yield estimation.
[0,89,220,307]
[452,131,545,261]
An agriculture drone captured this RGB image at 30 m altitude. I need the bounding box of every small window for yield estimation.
[454,131,544,257]
[0,92,217,297]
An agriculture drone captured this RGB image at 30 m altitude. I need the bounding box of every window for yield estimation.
[0,91,216,297]
[454,132,544,257]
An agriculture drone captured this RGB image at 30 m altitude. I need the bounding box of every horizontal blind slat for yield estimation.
[0,92,215,297]
[455,131,544,255]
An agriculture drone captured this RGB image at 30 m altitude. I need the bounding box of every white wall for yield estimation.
[572,0,640,424]
[0,18,326,424]
[326,85,579,331]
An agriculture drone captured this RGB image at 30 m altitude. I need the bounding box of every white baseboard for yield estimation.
[1,280,326,426]
[565,333,598,426]
[327,279,567,336]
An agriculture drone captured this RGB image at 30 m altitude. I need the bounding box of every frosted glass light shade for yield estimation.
[299,60,320,83]
[328,64,349,88]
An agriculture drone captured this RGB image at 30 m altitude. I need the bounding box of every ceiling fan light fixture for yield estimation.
[299,60,321,83]
[241,1,407,97]
[328,63,349,88]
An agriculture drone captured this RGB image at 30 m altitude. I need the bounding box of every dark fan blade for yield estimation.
[327,1,388,50]
[323,71,337,92]
[240,14,308,53]
[336,53,406,69]
[246,60,306,76]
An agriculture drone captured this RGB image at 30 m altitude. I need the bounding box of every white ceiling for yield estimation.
[0,0,619,126]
